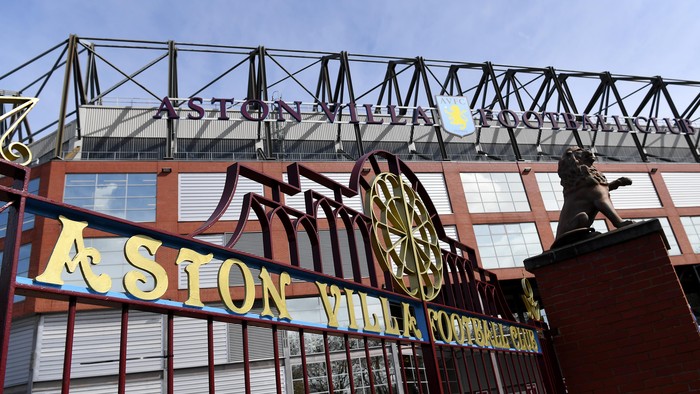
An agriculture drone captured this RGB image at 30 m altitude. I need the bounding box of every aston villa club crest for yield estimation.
[435,95,476,137]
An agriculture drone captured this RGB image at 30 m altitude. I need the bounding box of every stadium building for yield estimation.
[1,35,700,393]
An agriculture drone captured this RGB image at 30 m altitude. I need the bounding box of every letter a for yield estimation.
[35,216,112,293]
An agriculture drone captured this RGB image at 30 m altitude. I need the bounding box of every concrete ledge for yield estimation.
[524,219,669,272]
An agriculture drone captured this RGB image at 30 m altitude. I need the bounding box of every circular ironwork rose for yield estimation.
[365,172,442,301]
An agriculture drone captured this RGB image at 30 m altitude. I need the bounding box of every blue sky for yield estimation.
[5,0,698,78]
[3,1,700,133]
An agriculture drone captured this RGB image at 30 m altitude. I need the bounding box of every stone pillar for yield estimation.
[524,220,700,393]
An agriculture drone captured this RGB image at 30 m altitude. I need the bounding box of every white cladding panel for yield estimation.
[605,172,661,209]
[173,316,228,368]
[283,173,363,217]
[5,317,36,387]
[173,364,283,394]
[409,173,452,214]
[32,375,163,394]
[80,107,165,138]
[179,173,263,221]
[36,310,163,381]
[662,172,700,207]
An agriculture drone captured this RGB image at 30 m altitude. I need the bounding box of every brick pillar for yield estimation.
[524,220,700,393]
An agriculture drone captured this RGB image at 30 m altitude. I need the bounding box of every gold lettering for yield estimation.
[259,267,291,320]
[461,316,473,345]
[175,248,213,307]
[401,303,422,339]
[358,292,381,333]
[218,258,255,314]
[510,326,520,349]
[380,297,401,336]
[437,310,453,343]
[451,313,465,345]
[123,235,166,301]
[35,216,111,293]
[472,318,487,346]
[344,288,359,330]
[316,282,342,327]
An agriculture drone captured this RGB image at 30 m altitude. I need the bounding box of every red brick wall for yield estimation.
[527,222,700,393]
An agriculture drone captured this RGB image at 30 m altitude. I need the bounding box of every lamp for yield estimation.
[161,167,172,174]
[650,168,658,174]
[521,167,532,175]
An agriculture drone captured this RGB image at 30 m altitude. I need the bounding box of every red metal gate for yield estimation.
[0,152,565,393]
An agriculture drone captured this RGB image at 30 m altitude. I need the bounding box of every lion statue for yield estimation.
[552,146,634,248]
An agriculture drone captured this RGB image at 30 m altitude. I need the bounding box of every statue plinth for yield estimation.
[524,220,700,393]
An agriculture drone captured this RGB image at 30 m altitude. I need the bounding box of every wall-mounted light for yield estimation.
[361,167,371,175]
[161,167,172,174]
[650,168,658,174]
[521,167,532,175]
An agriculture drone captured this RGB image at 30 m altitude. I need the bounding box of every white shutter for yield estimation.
[606,172,661,209]
[172,316,228,369]
[173,365,283,394]
[662,173,700,207]
[411,173,452,214]
[283,173,363,217]
[32,374,163,394]
[5,317,36,387]
[179,174,263,221]
[36,310,163,381]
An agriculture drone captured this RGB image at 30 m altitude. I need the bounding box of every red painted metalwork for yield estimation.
[167,312,174,394]
[118,304,129,394]
[61,297,76,394]
[242,321,251,394]
[0,152,565,393]
[207,317,215,394]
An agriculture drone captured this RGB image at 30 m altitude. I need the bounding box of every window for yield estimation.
[638,218,681,256]
[461,173,529,213]
[681,217,700,254]
[0,243,32,302]
[536,172,564,211]
[64,174,156,222]
[473,223,542,269]
[0,178,40,237]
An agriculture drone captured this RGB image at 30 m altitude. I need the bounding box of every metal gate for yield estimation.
[0,151,565,393]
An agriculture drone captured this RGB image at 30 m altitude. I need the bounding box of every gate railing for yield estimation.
[0,153,564,393]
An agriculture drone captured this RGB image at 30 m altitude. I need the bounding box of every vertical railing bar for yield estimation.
[344,335,356,393]
[520,353,535,389]
[532,354,548,393]
[526,354,539,391]
[397,341,410,394]
[118,304,129,394]
[166,312,174,394]
[437,346,452,394]
[515,352,529,391]
[323,333,334,393]
[449,347,464,394]
[60,297,77,394]
[299,329,310,394]
[465,348,483,392]
[381,339,394,394]
[499,351,515,392]
[507,352,521,390]
[364,337,377,394]
[207,317,215,394]
[478,350,494,393]
[411,342,424,394]
[492,351,508,392]
[242,321,251,394]
[272,325,282,394]
[460,348,481,393]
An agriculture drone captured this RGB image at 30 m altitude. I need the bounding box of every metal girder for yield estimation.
[165,41,178,159]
